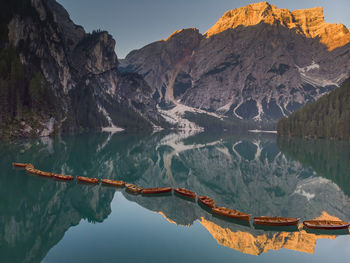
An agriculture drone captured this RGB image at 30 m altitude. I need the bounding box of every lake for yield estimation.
[1,131,350,262]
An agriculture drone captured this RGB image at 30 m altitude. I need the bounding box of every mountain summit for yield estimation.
[205,2,350,51]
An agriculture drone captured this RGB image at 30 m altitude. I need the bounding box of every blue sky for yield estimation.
[57,0,350,58]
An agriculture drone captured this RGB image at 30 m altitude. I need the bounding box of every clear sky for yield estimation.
[57,0,350,58]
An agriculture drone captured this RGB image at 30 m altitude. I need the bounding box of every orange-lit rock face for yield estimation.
[205,2,350,50]
[199,216,340,256]
[155,209,346,256]
[315,211,346,221]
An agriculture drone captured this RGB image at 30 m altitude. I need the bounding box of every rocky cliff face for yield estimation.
[121,28,202,105]
[2,0,166,138]
[123,2,350,124]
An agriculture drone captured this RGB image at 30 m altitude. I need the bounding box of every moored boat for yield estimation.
[101,179,125,187]
[212,207,251,221]
[52,173,74,181]
[13,163,33,168]
[254,216,299,226]
[174,188,196,199]
[31,169,43,176]
[198,196,216,208]
[36,170,52,177]
[26,167,39,175]
[77,176,99,184]
[125,183,142,194]
[141,187,172,195]
[303,220,350,230]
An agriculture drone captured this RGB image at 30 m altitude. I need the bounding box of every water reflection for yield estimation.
[277,137,350,196]
[0,131,349,262]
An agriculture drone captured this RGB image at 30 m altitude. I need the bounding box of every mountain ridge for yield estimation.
[205,2,350,51]
[122,2,350,125]
[1,1,350,138]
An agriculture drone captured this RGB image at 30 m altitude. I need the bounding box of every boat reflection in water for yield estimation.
[0,131,350,262]
[124,189,349,256]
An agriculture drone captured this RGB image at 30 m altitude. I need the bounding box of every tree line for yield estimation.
[277,79,350,141]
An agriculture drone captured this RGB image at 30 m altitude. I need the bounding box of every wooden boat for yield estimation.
[101,179,125,187]
[125,183,142,194]
[174,188,196,199]
[35,170,52,177]
[32,169,42,175]
[52,173,74,181]
[77,176,99,184]
[254,216,299,226]
[198,196,216,208]
[25,167,48,177]
[303,220,350,230]
[141,187,172,195]
[26,167,39,175]
[212,207,251,221]
[35,170,45,175]
[13,163,33,168]
[25,166,33,170]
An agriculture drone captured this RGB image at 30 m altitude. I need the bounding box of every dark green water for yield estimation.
[1,131,350,263]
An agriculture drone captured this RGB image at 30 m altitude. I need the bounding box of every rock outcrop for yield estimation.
[121,28,202,105]
[123,2,350,124]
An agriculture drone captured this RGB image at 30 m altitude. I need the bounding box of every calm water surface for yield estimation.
[1,131,350,262]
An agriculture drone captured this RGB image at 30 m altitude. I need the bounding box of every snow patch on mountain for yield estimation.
[277,101,287,117]
[217,99,233,113]
[98,104,124,133]
[296,62,340,87]
[300,74,339,88]
[253,99,263,121]
[158,103,223,131]
[294,188,315,201]
[233,101,244,119]
[298,61,320,73]
[293,176,342,201]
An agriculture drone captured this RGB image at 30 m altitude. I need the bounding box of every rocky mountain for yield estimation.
[122,2,350,124]
[1,1,349,138]
[0,0,167,139]
[205,2,350,51]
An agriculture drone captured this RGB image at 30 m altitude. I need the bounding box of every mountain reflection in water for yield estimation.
[0,131,349,262]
